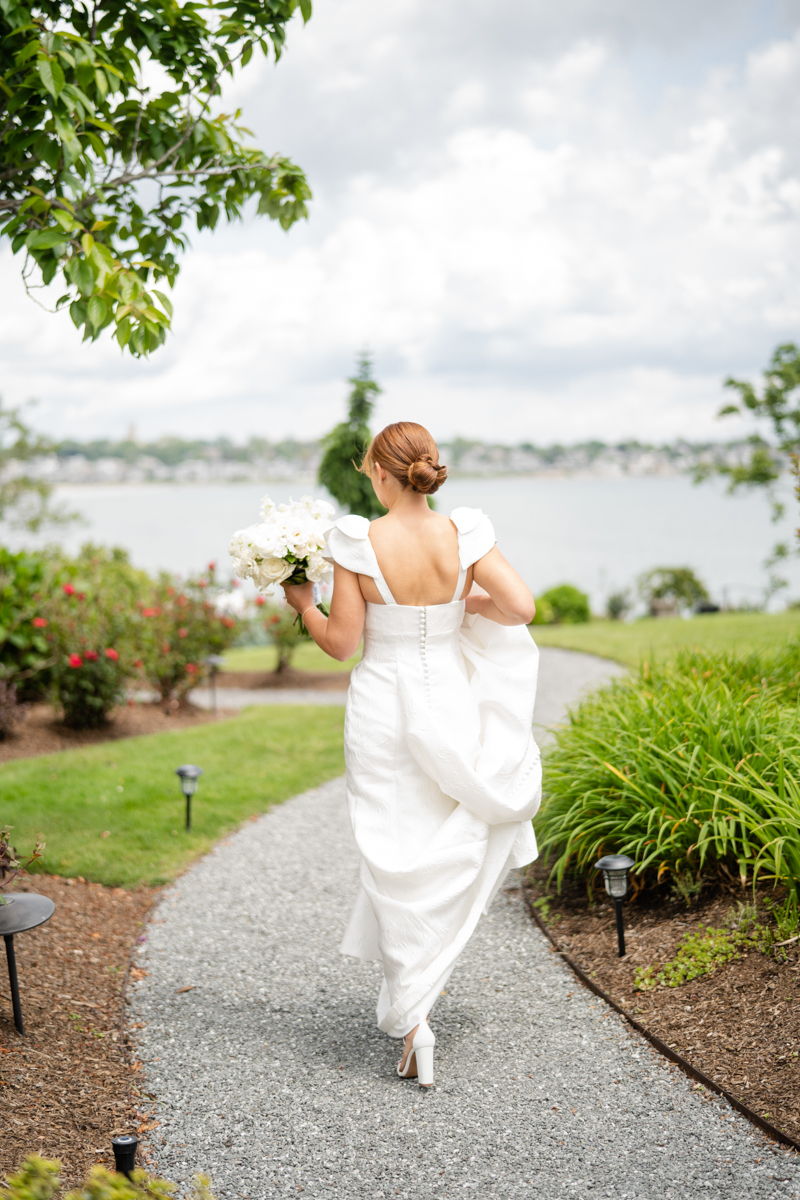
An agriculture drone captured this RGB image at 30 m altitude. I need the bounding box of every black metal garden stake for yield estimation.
[595,854,635,957]
[175,764,203,831]
[205,654,226,715]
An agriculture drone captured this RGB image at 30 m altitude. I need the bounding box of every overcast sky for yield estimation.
[3,0,800,444]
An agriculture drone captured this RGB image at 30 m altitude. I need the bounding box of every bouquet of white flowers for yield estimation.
[229,495,335,634]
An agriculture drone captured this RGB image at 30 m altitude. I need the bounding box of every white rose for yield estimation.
[259,495,276,521]
[252,556,294,588]
[306,552,332,584]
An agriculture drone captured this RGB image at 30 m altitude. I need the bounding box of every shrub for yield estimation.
[263,600,303,672]
[137,565,238,704]
[2,1156,216,1200]
[0,547,58,699]
[53,649,127,729]
[530,597,554,626]
[535,647,800,898]
[638,566,710,614]
[42,546,146,728]
[539,583,590,624]
[0,679,27,739]
[606,590,631,621]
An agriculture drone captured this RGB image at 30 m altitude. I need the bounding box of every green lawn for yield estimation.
[531,610,800,665]
[224,641,361,673]
[2,706,344,889]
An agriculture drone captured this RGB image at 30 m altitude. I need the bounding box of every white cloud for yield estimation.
[2,0,800,443]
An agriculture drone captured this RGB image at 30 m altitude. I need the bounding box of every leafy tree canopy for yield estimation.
[714,343,800,494]
[704,343,800,591]
[317,353,385,519]
[1,0,312,356]
[0,398,74,529]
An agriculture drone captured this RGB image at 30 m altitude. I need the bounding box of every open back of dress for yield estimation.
[324,507,542,1038]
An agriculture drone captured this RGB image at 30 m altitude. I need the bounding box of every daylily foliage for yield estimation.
[0,0,312,355]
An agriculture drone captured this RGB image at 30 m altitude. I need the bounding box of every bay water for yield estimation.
[6,475,799,610]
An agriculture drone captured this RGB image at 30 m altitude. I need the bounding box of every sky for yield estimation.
[3,0,800,445]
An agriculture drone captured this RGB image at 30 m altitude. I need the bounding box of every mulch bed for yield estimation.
[0,701,238,764]
[0,872,158,1188]
[523,864,800,1142]
[216,667,350,691]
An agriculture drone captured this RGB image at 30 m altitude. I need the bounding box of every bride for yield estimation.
[283,421,542,1088]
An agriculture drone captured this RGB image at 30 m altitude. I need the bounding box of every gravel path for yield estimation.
[132,651,799,1199]
[186,645,628,722]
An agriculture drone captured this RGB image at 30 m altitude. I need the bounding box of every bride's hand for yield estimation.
[282,580,315,615]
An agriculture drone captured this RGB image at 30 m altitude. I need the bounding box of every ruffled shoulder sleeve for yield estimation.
[321,515,377,575]
[450,507,496,569]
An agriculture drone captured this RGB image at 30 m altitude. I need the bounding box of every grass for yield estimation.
[1,705,344,889]
[223,641,361,673]
[535,646,800,896]
[531,610,800,665]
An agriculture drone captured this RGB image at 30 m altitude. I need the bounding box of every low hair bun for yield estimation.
[407,454,448,495]
[358,421,448,495]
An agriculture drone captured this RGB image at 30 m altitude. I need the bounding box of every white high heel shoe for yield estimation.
[397,1022,436,1088]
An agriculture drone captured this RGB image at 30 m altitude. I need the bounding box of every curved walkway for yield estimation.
[132,651,799,1199]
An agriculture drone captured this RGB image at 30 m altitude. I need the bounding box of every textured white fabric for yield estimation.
[327,509,541,1038]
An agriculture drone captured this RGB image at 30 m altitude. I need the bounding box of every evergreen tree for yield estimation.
[318,354,385,518]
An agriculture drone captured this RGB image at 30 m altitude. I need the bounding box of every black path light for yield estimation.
[595,854,636,957]
[111,1134,139,1178]
[205,654,226,715]
[175,764,203,832]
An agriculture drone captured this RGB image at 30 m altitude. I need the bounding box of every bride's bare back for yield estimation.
[361,511,471,606]
[282,421,535,661]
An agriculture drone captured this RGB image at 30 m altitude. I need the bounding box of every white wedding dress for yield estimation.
[323,507,542,1039]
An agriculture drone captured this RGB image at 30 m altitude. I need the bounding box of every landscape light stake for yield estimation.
[595,854,635,957]
[175,764,203,832]
[111,1134,139,1178]
[205,654,226,715]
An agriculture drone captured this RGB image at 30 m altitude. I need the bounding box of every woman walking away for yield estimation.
[282,421,541,1088]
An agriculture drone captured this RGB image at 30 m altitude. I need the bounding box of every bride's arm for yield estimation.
[282,562,366,661]
[466,547,536,626]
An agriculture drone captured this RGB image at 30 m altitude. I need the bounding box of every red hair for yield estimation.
[360,422,448,495]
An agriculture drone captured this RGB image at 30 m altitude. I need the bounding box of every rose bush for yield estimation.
[136,564,238,705]
[41,546,147,727]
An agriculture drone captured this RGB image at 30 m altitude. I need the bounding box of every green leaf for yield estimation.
[152,289,173,318]
[37,57,65,100]
[29,228,69,249]
[70,258,95,297]
[87,295,107,330]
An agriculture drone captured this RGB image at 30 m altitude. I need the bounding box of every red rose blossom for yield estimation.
[32,617,47,627]
[208,561,216,571]
[255,595,265,607]
[186,663,198,674]
[178,628,188,638]
[105,648,119,661]
[133,658,143,669]
[68,653,83,668]
[62,583,76,596]
[85,650,99,661]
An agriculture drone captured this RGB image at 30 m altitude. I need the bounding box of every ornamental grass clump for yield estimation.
[535,647,800,898]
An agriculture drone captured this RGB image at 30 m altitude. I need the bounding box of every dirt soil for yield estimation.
[0,873,158,1187]
[0,702,239,765]
[523,865,800,1144]
[215,667,350,691]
